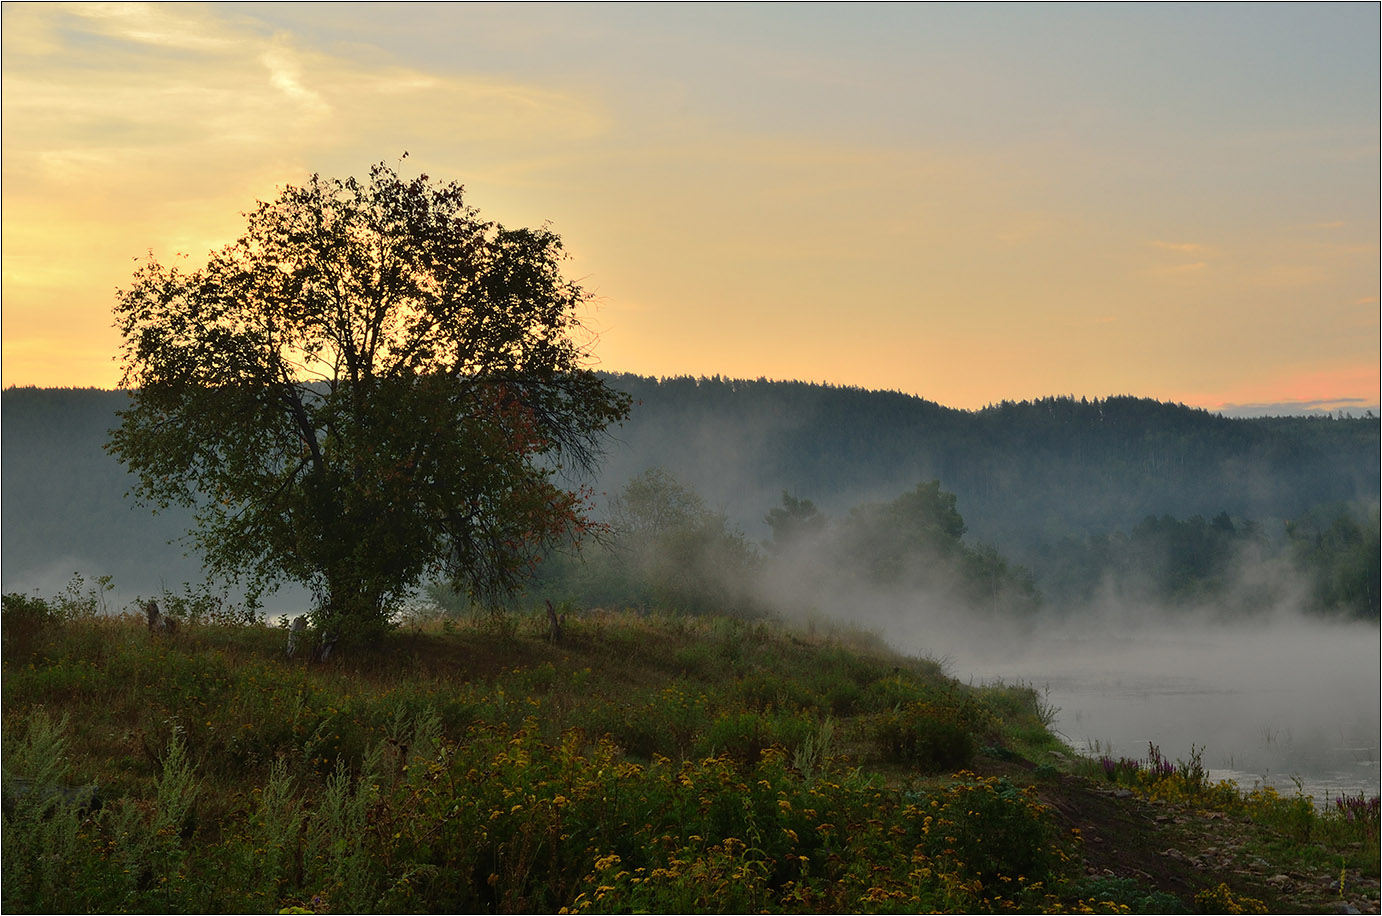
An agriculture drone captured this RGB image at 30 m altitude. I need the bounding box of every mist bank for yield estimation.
[2,379,1378,615]
[931,613,1381,802]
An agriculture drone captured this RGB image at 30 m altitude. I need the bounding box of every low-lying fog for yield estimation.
[898,611,1380,802]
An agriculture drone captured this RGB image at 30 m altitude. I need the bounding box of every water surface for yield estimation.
[940,618,1380,803]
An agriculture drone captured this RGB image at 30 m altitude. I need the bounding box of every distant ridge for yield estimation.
[7,377,1375,420]
[1212,399,1380,419]
[2,379,1377,602]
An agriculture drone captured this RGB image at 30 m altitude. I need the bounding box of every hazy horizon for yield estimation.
[1,373,1377,420]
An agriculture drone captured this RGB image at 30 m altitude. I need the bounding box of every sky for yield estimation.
[3,2,1378,413]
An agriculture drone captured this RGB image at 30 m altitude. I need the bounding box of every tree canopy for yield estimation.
[107,161,631,633]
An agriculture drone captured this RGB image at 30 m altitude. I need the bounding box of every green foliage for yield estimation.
[871,700,979,773]
[836,481,966,584]
[1,710,210,913]
[1288,502,1381,618]
[698,708,817,765]
[764,491,827,553]
[1,593,61,653]
[533,472,1042,622]
[1070,875,1187,913]
[7,381,1379,624]
[2,573,114,629]
[1,710,106,912]
[912,773,1061,893]
[1032,511,1275,612]
[1192,882,1267,914]
[106,161,630,633]
[153,581,260,627]
[604,467,762,615]
[0,697,1072,914]
[1,574,118,661]
[571,756,1066,914]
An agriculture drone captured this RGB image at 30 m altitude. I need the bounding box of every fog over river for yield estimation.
[912,616,1380,803]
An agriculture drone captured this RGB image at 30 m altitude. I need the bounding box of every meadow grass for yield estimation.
[3,584,1377,913]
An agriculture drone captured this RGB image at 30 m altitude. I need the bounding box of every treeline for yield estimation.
[1032,503,1380,618]
[595,375,1378,554]
[1,388,204,596]
[460,470,1040,621]
[2,381,1378,620]
[441,469,1377,623]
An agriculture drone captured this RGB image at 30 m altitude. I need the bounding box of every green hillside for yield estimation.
[3,591,1377,913]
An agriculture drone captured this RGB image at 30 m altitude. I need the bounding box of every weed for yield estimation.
[871,700,978,773]
[1070,875,1187,913]
[1192,882,1267,913]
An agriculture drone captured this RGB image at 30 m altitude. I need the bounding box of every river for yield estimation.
[937,617,1381,804]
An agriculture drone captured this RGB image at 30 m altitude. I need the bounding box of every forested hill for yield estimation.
[2,379,1378,600]
[1,388,204,598]
[594,374,1378,550]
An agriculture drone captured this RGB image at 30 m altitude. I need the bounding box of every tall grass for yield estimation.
[4,584,1377,912]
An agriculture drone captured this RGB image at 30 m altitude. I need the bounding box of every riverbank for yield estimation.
[3,589,1378,913]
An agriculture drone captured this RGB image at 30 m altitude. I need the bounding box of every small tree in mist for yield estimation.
[836,481,967,585]
[107,161,631,637]
[610,468,760,614]
[764,491,826,554]
[822,480,1039,615]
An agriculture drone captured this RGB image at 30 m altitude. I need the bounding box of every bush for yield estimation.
[696,709,816,765]
[1,593,60,652]
[872,700,977,773]
[913,773,1061,894]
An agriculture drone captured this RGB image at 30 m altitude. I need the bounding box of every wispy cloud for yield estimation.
[1142,240,1216,279]
[1214,397,1379,418]
[3,4,609,179]
[71,3,241,52]
[260,40,331,117]
[1150,240,1213,255]
[1,3,614,386]
[1150,260,1209,276]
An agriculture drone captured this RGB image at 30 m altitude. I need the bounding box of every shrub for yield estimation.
[1,710,100,911]
[913,773,1061,894]
[872,700,977,773]
[1,593,60,656]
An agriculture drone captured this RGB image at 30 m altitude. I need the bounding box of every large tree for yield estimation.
[107,161,631,634]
